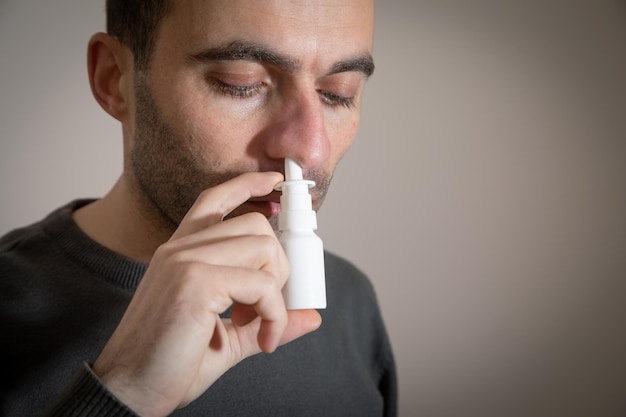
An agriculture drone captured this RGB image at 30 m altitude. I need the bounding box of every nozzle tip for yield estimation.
[285,158,303,181]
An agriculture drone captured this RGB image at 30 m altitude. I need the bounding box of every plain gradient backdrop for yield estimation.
[1,1,626,416]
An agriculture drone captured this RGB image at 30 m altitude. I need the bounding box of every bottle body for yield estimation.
[279,229,327,310]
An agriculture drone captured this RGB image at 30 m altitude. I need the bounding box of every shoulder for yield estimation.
[0,200,92,255]
[0,201,92,307]
[0,222,44,253]
[0,203,72,271]
[0,210,63,316]
[0,220,51,277]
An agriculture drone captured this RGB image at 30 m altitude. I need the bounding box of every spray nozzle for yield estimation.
[285,158,303,181]
[275,158,315,192]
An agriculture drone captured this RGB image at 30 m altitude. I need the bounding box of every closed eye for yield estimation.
[210,79,266,99]
[319,90,356,109]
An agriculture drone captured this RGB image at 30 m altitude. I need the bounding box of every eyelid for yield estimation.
[209,78,266,99]
[316,75,362,110]
[208,68,268,84]
[319,90,357,109]
[204,62,271,99]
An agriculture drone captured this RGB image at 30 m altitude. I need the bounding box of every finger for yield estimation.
[158,233,289,287]
[231,308,322,354]
[163,211,279,258]
[220,269,288,354]
[251,310,322,353]
[185,263,289,344]
[278,310,323,345]
[172,171,283,240]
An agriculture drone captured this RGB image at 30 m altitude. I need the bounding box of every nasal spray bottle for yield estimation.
[275,158,327,310]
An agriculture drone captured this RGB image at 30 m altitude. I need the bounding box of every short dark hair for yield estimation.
[106,0,173,71]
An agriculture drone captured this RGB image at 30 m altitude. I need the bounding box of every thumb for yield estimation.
[278,310,323,345]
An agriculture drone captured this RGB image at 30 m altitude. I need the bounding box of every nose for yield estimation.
[264,88,331,170]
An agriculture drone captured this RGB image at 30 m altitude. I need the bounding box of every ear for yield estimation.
[87,32,134,122]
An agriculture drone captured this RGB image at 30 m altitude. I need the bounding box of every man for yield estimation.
[1,0,396,416]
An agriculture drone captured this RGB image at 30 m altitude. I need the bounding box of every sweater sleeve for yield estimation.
[42,362,138,417]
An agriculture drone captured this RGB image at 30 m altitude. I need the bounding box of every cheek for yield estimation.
[334,114,360,152]
[318,116,358,176]
[179,104,265,167]
[176,82,263,138]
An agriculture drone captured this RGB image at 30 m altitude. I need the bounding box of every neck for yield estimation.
[73,175,174,263]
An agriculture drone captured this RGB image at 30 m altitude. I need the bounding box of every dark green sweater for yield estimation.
[1,201,396,416]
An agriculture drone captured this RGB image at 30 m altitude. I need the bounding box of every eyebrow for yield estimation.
[188,40,375,78]
[328,55,375,78]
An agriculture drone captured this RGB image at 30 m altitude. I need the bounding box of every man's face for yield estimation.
[128,0,375,231]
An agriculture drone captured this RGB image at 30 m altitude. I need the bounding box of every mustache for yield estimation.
[204,167,331,201]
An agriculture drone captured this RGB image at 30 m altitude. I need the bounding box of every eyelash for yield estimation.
[211,79,265,99]
[319,91,356,109]
[210,80,356,109]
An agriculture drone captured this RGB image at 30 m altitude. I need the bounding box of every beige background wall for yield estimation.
[1,1,625,416]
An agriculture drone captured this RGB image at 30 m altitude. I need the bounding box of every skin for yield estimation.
[74,0,374,415]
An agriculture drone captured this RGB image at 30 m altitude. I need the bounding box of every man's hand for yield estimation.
[92,172,322,417]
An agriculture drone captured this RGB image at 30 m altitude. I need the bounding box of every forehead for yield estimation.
[157,0,374,66]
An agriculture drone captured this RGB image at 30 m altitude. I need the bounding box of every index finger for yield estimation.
[171,171,284,240]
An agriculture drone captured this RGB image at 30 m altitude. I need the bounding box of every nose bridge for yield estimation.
[271,86,330,168]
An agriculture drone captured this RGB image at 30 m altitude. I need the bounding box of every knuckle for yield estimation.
[152,245,191,272]
[242,211,272,231]
[153,241,173,259]
[176,263,232,314]
[257,269,281,294]
[256,233,279,249]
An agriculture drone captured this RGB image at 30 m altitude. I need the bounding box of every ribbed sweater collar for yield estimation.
[42,199,148,291]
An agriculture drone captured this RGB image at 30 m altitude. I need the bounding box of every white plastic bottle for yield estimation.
[275,158,327,310]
